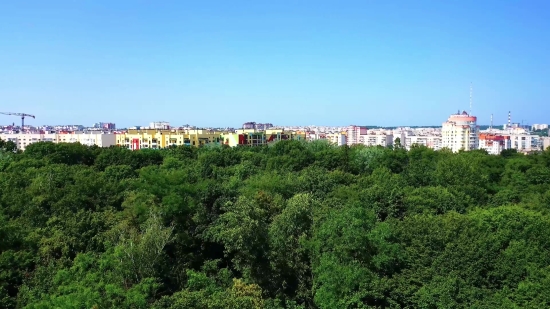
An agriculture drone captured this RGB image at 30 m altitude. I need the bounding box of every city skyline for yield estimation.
[2,103,548,153]
[0,121,542,130]
[0,112,543,129]
[3,116,547,153]
[1,1,550,127]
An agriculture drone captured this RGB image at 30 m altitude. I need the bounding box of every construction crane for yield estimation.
[0,112,36,128]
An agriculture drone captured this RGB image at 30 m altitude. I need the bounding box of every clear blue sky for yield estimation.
[1,0,549,128]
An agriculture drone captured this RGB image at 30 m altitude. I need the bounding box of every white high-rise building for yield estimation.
[346,125,367,146]
[441,111,479,152]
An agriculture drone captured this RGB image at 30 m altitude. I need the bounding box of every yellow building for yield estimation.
[116,129,223,150]
[220,129,306,147]
[115,128,307,149]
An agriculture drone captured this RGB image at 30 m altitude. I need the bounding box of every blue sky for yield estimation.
[1,0,549,128]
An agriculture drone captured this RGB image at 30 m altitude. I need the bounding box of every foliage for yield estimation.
[1,141,550,308]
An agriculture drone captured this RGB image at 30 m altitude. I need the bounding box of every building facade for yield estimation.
[541,137,550,151]
[346,126,394,147]
[306,132,347,146]
[441,111,479,152]
[115,129,222,150]
[506,133,541,153]
[405,135,442,150]
[242,122,274,130]
[0,131,116,150]
[325,132,347,146]
[532,124,549,131]
[222,129,306,147]
[149,122,171,130]
[346,125,368,146]
[363,133,394,147]
[478,133,511,155]
[93,122,116,130]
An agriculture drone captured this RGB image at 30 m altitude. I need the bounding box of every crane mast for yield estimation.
[0,112,36,130]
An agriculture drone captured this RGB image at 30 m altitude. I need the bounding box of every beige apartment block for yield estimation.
[441,111,479,152]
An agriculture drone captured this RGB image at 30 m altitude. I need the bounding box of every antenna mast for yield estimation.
[469,83,472,115]
[508,111,511,129]
[490,114,493,132]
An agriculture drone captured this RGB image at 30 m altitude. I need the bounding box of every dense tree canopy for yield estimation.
[1,139,550,308]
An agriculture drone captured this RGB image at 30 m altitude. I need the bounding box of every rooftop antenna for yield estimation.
[469,83,472,115]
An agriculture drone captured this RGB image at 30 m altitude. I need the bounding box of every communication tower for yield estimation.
[469,83,472,115]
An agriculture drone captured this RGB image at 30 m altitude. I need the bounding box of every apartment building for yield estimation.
[541,137,550,151]
[0,131,116,150]
[325,132,347,146]
[441,111,479,152]
[0,132,56,150]
[93,122,116,130]
[222,132,263,147]
[346,125,367,146]
[242,122,274,130]
[506,133,541,152]
[392,130,406,146]
[362,132,394,147]
[346,126,394,147]
[59,131,116,148]
[532,124,549,131]
[477,127,542,153]
[149,122,171,129]
[404,135,442,150]
[116,129,222,150]
[479,133,511,155]
[222,129,306,147]
[306,132,347,146]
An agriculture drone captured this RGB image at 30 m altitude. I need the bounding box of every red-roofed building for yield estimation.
[479,133,511,155]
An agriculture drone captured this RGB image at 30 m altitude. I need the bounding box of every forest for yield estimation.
[1,138,550,309]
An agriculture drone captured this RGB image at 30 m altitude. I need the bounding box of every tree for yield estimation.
[4,135,550,308]
[0,138,16,152]
[269,194,316,304]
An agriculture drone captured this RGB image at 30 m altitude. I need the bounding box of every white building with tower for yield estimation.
[441,111,479,152]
